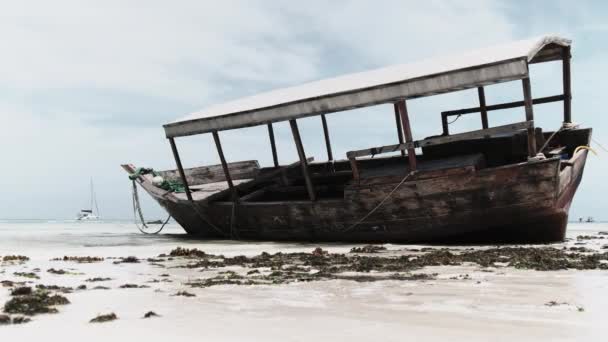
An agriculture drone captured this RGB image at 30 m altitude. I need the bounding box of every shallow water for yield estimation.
[0,221,607,341]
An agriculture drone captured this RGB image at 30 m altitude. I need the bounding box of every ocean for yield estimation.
[0,221,607,341]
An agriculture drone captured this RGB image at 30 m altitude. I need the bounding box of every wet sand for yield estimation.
[0,221,607,341]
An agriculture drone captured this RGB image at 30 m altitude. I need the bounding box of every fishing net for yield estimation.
[128,167,186,193]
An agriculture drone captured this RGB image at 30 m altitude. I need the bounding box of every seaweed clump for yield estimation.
[13,272,39,279]
[86,277,112,282]
[113,256,139,264]
[162,246,608,290]
[143,311,159,318]
[168,247,207,258]
[10,286,33,296]
[3,289,70,315]
[90,313,117,323]
[35,284,74,293]
[0,314,31,325]
[52,256,104,263]
[2,255,29,262]
[350,245,387,253]
[119,284,149,289]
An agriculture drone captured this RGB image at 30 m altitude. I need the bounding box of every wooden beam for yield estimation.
[267,123,279,167]
[441,112,449,135]
[562,46,572,123]
[349,158,360,181]
[289,120,316,201]
[522,78,537,157]
[394,103,406,156]
[346,121,533,159]
[396,100,417,171]
[168,137,193,202]
[442,94,565,117]
[320,114,333,161]
[478,86,489,129]
[212,131,238,201]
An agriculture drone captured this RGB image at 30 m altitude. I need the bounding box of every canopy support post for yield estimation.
[441,112,449,136]
[393,103,406,156]
[478,86,489,129]
[562,46,572,124]
[168,138,193,202]
[212,131,238,201]
[397,100,417,171]
[267,123,279,167]
[321,114,333,161]
[522,78,537,157]
[289,120,316,201]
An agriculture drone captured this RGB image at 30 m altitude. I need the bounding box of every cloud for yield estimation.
[1,0,605,219]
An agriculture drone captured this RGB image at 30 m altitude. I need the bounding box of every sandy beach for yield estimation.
[0,221,606,341]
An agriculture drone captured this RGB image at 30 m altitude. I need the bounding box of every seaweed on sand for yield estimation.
[51,256,104,263]
[0,314,30,325]
[85,277,112,282]
[13,272,39,279]
[167,247,207,258]
[119,284,149,289]
[2,255,29,262]
[113,256,139,264]
[3,289,69,315]
[10,287,32,296]
[143,311,159,318]
[350,245,387,253]
[35,284,74,293]
[164,246,608,289]
[90,313,117,323]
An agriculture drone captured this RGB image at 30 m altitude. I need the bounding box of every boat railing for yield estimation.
[346,121,532,180]
[441,94,566,136]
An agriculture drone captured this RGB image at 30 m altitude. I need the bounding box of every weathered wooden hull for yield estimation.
[137,146,588,244]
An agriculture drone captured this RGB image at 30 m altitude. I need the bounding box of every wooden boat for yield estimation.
[123,35,591,243]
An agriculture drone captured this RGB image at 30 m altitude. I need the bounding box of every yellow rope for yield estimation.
[574,145,598,156]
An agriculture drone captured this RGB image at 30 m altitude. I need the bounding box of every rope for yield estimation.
[592,137,608,153]
[132,181,171,234]
[447,114,462,125]
[538,126,564,153]
[342,171,414,232]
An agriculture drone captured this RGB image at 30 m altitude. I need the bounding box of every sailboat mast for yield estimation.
[90,178,101,218]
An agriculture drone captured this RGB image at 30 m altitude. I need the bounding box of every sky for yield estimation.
[0,0,607,220]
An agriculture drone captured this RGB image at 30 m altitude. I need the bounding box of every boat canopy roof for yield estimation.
[164,35,571,138]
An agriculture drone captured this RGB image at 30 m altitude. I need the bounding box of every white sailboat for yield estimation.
[76,179,101,221]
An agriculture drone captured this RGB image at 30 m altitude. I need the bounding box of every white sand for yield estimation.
[0,222,607,341]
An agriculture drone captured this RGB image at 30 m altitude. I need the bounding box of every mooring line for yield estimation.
[592,137,608,153]
[342,171,414,232]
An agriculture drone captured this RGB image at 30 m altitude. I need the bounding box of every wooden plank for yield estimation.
[562,46,572,123]
[397,100,417,171]
[158,160,259,185]
[267,123,279,167]
[394,103,406,157]
[522,78,537,157]
[289,120,316,201]
[346,121,532,159]
[240,187,268,202]
[212,131,238,201]
[478,86,489,129]
[168,137,193,202]
[442,94,565,117]
[321,114,333,161]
